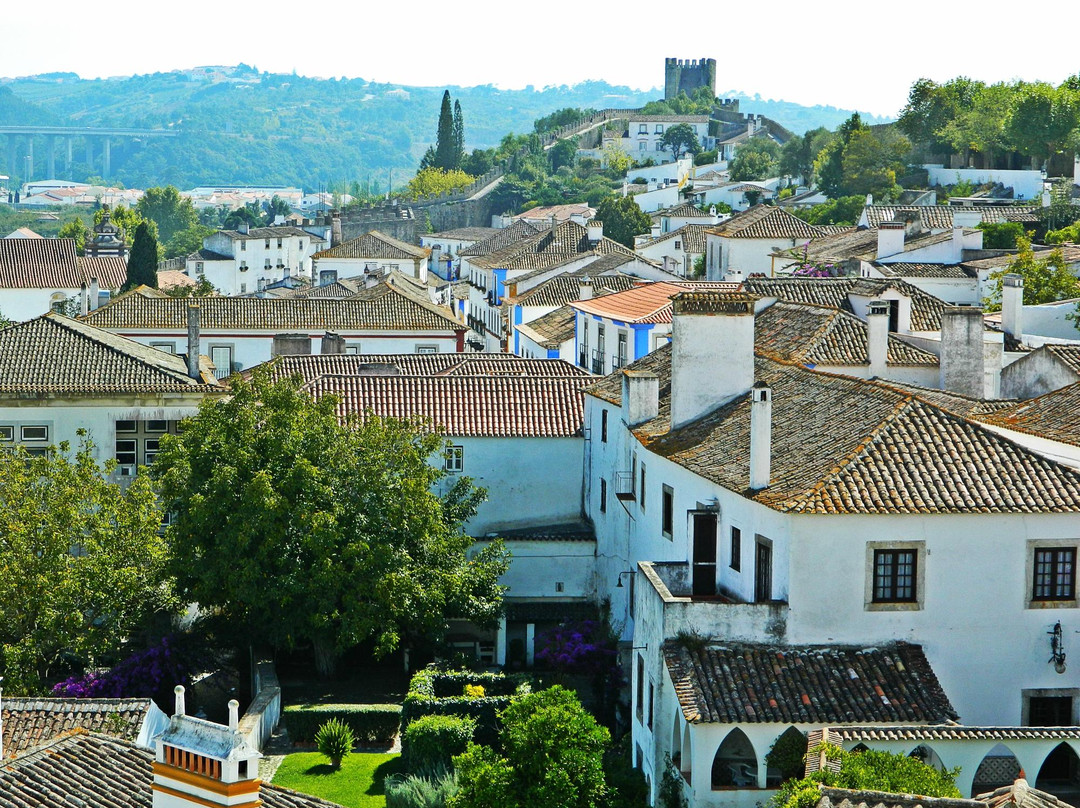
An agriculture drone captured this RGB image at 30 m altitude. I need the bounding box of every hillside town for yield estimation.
[5,53,1080,808]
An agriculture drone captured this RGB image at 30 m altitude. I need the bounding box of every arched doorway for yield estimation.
[972,744,1022,796]
[767,727,808,787]
[1036,743,1080,803]
[712,727,757,789]
[681,724,693,784]
[910,744,946,773]
[671,717,682,771]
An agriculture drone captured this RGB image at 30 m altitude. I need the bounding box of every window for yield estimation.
[115,439,137,465]
[1024,690,1080,725]
[144,439,161,465]
[21,425,48,441]
[648,682,654,729]
[599,478,607,513]
[730,527,741,571]
[873,550,917,602]
[639,142,647,151]
[674,241,681,250]
[240,240,246,251]
[636,654,645,721]
[416,345,438,354]
[210,345,234,380]
[638,124,647,134]
[444,445,464,472]
[601,409,608,443]
[661,485,673,539]
[0,426,12,442]
[1034,548,1077,601]
[616,332,627,368]
[277,238,283,248]
[150,342,176,354]
[146,420,168,432]
[555,581,564,593]
[264,239,271,249]
[639,463,646,509]
[866,542,925,610]
[755,537,773,603]
[239,261,248,271]
[196,262,204,273]
[115,420,137,433]
[655,124,664,134]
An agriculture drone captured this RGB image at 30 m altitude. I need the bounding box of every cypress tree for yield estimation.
[125,221,159,290]
[453,100,465,170]
[434,90,456,170]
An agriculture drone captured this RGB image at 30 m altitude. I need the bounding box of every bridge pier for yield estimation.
[66,137,73,174]
[25,137,33,183]
[103,137,110,179]
[85,139,93,173]
[47,135,55,180]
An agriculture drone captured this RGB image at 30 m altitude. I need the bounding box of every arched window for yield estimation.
[712,728,757,789]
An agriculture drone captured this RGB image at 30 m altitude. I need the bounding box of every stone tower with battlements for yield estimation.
[664,58,716,101]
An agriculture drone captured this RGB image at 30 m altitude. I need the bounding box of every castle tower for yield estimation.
[664,57,717,101]
[152,686,262,808]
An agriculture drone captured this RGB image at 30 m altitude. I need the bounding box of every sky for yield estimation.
[2,0,1078,118]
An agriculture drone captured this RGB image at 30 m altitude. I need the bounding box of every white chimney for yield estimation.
[866,300,890,378]
[80,283,89,316]
[749,382,771,490]
[238,222,249,235]
[228,699,240,732]
[876,221,905,259]
[587,221,604,244]
[90,277,100,311]
[983,330,1004,399]
[670,291,757,430]
[622,371,659,427]
[186,304,201,380]
[579,277,594,300]
[1002,273,1024,340]
[939,306,985,398]
[174,685,186,717]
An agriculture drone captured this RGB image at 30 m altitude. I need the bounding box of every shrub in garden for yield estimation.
[281,703,401,744]
[315,717,355,769]
[385,770,459,808]
[463,684,484,698]
[403,714,476,774]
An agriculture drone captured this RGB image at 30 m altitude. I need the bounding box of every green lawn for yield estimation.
[272,752,403,808]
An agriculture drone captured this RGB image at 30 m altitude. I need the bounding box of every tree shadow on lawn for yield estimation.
[366,758,403,797]
[302,763,339,776]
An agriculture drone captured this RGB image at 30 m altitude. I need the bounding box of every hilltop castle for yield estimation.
[664,57,716,100]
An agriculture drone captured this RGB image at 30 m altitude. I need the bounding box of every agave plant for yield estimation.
[315,718,355,769]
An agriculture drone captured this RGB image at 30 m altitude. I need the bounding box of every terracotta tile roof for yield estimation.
[83,285,462,332]
[285,277,365,298]
[815,225,857,236]
[830,726,1080,743]
[815,786,982,808]
[639,224,710,253]
[569,281,738,324]
[977,779,1075,808]
[258,352,590,384]
[0,731,345,808]
[2,698,153,757]
[0,238,127,289]
[515,203,594,222]
[428,226,498,241]
[218,225,325,242]
[516,305,576,349]
[305,373,592,437]
[863,205,1040,230]
[470,221,636,270]
[186,248,232,261]
[459,220,543,257]
[743,277,947,333]
[708,206,827,240]
[755,301,938,367]
[0,313,221,393]
[509,273,639,309]
[1045,345,1080,375]
[312,229,426,261]
[799,227,954,263]
[590,348,1080,514]
[508,252,649,288]
[875,262,975,279]
[652,203,713,220]
[157,269,197,290]
[977,382,1080,448]
[627,114,710,123]
[663,641,957,724]
[873,380,1015,418]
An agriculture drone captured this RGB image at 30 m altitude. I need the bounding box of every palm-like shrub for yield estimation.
[315,718,355,769]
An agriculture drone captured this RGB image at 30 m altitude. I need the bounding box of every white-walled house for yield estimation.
[82,285,466,377]
[312,230,430,286]
[603,115,713,164]
[0,312,222,480]
[0,237,126,321]
[636,225,710,277]
[581,289,1080,807]
[1000,344,1080,399]
[706,207,827,278]
[421,227,497,281]
[187,224,327,295]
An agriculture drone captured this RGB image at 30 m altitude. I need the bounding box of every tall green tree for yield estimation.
[659,123,702,162]
[125,221,159,290]
[450,686,611,808]
[984,232,1080,310]
[58,218,91,256]
[1004,82,1080,168]
[137,185,199,244]
[153,369,509,676]
[729,138,781,181]
[453,99,465,168]
[0,433,170,694]
[594,196,651,248]
[433,90,460,171]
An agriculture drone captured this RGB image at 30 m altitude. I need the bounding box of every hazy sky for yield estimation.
[2,0,1077,118]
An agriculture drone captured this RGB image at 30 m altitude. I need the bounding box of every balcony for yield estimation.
[591,349,605,375]
[614,471,636,502]
[467,315,487,336]
[578,348,588,369]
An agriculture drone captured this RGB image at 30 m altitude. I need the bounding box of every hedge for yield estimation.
[401,668,532,747]
[282,703,401,745]
[401,714,476,773]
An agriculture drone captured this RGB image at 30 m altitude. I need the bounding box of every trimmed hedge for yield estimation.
[402,714,476,773]
[282,703,401,745]
[401,668,532,747]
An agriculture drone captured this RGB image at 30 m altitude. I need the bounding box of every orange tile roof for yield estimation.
[567,281,738,324]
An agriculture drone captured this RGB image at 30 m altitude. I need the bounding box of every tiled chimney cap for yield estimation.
[671,290,758,315]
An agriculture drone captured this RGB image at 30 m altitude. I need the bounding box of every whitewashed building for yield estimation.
[311,230,430,286]
[705,207,827,278]
[0,237,126,321]
[186,224,328,295]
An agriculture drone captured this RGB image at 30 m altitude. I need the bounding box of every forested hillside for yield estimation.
[0,66,890,189]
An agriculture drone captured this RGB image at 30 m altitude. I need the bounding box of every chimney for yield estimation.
[587,221,604,244]
[186,304,201,379]
[228,699,239,732]
[89,277,100,311]
[1002,273,1024,340]
[749,382,771,490]
[983,330,1004,399]
[876,221,905,259]
[331,209,342,247]
[321,331,345,354]
[430,244,442,273]
[238,222,249,235]
[174,685,186,717]
[622,371,659,426]
[939,306,985,398]
[579,277,594,300]
[80,283,89,316]
[670,291,757,430]
[866,300,890,377]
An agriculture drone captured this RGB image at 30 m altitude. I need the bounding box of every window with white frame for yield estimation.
[444,445,464,472]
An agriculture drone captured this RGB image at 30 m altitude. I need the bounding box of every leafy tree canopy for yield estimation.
[153,369,509,676]
[977,221,1024,249]
[984,232,1080,311]
[793,195,865,226]
[660,123,702,162]
[593,195,651,248]
[137,185,199,244]
[729,137,781,181]
[407,167,476,200]
[0,434,171,694]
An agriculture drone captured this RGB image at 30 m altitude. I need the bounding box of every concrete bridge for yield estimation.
[0,125,178,182]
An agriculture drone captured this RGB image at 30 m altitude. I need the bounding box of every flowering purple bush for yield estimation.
[792,262,835,277]
[52,635,197,699]
[535,620,620,681]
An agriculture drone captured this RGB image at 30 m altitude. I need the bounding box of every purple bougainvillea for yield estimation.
[52,635,197,699]
[535,620,620,682]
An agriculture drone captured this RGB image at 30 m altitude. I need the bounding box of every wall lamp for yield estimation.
[616,570,636,588]
[1049,621,1067,674]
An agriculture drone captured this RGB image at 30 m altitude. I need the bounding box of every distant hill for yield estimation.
[0,67,892,190]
